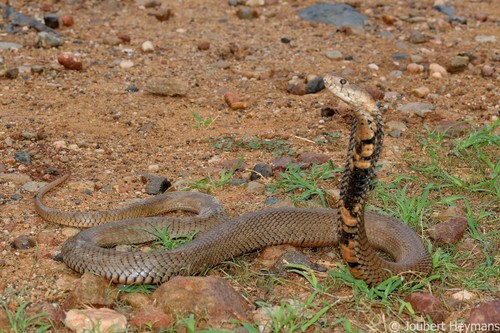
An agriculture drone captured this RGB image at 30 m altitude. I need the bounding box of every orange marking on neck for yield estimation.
[340,207,358,227]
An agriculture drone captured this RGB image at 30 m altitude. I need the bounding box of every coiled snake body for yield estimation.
[35,74,431,285]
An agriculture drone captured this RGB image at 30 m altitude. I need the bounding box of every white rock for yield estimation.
[451,290,475,301]
[429,63,447,77]
[141,40,154,53]
[368,63,379,70]
[64,308,127,333]
[53,140,67,149]
[119,60,134,69]
[148,164,160,172]
[246,0,264,6]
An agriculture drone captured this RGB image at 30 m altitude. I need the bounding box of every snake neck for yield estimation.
[339,105,390,285]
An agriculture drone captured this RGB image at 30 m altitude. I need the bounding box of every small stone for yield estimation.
[15,151,31,165]
[4,68,18,79]
[280,37,291,43]
[247,181,265,193]
[154,7,173,21]
[287,81,307,96]
[481,65,494,77]
[197,41,210,50]
[386,121,407,132]
[325,50,343,60]
[224,92,249,110]
[246,0,264,6]
[412,86,430,98]
[119,293,151,308]
[141,174,171,195]
[299,151,330,164]
[60,15,74,27]
[404,293,445,323]
[408,30,429,44]
[0,173,32,184]
[389,70,403,78]
[368,63,379,70]
[264,197,278,205]
[126,84,139,92]
[271,157,295,171]
[410,54,424,63]
[64,308,126,333]
[57,53,83,70]
[475,13,488,22]
[141,41,154,53]
[306,76,324,94]
[429,63,447,77]
[119,60,134,69]
[392,53,407,60]
[145,77,188,97]
[467,300,500,327]
[237,8,258,19]
[31,66,44,74]
[251,163,273,180]
[43,14,59,29]
[451,290,475,302]
[430,216,468,244]
[117,33,131,43]
[447,56,469,73]
[12,235,36,250]
[407,63,424,74]
[474,35,496,43]
[36,32,62,48]
[382,14,396,25]
[397,102,436,117]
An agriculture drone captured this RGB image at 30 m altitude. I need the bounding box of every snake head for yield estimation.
[323,73,377,112]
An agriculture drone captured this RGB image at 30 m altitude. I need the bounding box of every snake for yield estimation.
[35,73,432,285]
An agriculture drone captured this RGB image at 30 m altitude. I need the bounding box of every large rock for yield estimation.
[404,293,445,323]
[64,308,126,333]
[62,273,115,310]
[152,276,251,327]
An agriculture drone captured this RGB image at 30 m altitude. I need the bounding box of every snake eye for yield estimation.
[340,78,347,85]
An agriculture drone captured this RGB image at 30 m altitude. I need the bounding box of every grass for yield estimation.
[187,157,244,192]
[192,111,217,128]
[0,297,51,333]
[267,160,342,206]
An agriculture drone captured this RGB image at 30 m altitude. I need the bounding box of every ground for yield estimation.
[0,0,499,332]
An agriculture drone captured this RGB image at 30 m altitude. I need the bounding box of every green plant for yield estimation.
[192,111,216,128]
[267,161,341,206]
[188,157,243,191]
[117,284,157,295]
[145,224,198,251]
[0,297,51,333]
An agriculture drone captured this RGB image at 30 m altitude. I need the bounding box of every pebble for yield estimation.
[118,33,131,43]
[0,42,23,50]
[12,235,36,250]
[4,68,18,79]
[43,14,59,29]
[131,305,173,331]
[386,121,407,132]
[389,70,403,78]
[391,53,407,60]
[451,290,475,302]
[119,60,134,69]
[429,63,447,77]
[126,84,139,92]
[224,92,249,110]
[412,86,430,98]
[382,14,396,25]
[64,309,126,333]
[0,173,32,184]
[298,3,367,27]
[141,41,154,53]
[306,76,324,93]
[430,216,467,244]
[410,54,424,63]
[368,63,379,70]
[247,181,265,193]
[246,0,264,6]
[154,7,173,21]
[298,151,330,164]
[408,30,429,44]
[474,35,496,43]
[36,32,62,48]
[145,77,188,97]
[197,41,210,50]
[237,8,258,19]
[448,55,469,73]
[141,174,171,195]
[60,14,74,27]
[15,151,31,165]
[287,80,307,96]
[31,65,44,74]
[251,163,273,180]
[229,178,247,186]
[481,65,494,77]
[407,63,424,74]
[475,13,488,22]
[10,194,22,202]
[397,102,436,117]
[53,140,67,149]
[58,53,83,70]
[325,50,343,60]
[264,197,278,205]
[22,181,46,192]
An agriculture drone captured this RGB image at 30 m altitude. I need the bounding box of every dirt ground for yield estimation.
[0,0,498,331]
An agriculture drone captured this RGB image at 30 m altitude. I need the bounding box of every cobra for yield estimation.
[35,73,432,285]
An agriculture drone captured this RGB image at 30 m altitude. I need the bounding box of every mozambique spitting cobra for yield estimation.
[35,74,432,285]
